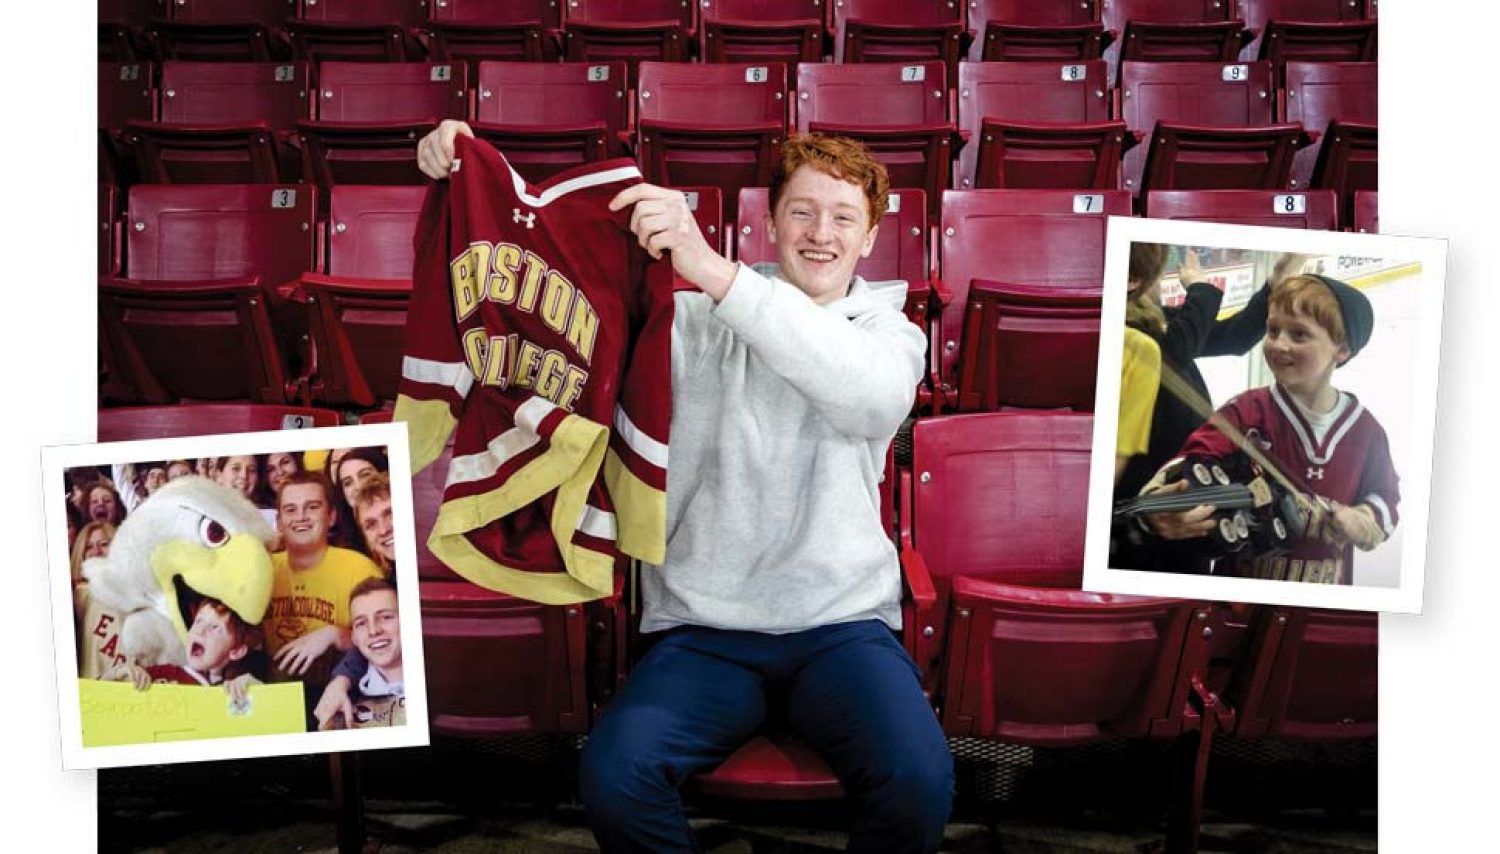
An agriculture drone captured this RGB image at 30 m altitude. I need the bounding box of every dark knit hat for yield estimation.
[1311,274,1374,361]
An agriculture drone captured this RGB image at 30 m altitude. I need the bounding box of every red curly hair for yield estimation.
[769,133,890,228]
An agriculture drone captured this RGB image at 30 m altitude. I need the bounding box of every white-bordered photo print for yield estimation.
[1085,216,1446,614]
[43,422,428,770]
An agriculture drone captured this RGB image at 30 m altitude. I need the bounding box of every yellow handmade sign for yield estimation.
[79,680,306,746]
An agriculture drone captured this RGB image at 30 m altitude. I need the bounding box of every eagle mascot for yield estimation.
[83,476,276,668]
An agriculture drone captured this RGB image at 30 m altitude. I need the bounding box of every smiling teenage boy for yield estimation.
[265,471,381,684]
[417,124,950,853]
[1149,274,1400,584]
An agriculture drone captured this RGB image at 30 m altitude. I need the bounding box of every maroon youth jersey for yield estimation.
[1179,383,1400,585]
[394,137,672,605]
[145,664,216,686]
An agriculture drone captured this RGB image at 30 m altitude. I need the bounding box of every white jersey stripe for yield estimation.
[613,405,669,469]
[446,427,540,487]
[402,356,474,398]
[1318,400,1365,462]
[509,164,642,209]
[577,505,618,541]
[1364,494,1395,535]
[444,397,560,487]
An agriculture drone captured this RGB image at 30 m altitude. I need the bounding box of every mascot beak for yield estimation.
[152,533,275,641]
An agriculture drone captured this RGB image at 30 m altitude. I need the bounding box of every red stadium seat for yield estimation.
[112,182,319,400]
[149,0,293,62]
[101,0,163,30]
[1257,19,1376,72]
[1281,61,1375,192]
[99,62,155,132]
[299,0,424,26]
[100,23,141,62]
[296,276,412,407]
[562,0,696,87]
[426,0,565,64]
[1238,0,1376,66]
[1238,0,1372,48]
[166,0,292,24]
[325,184,426,278]
[1352,189,1376,233]
[967,0,1106,62]
[933,189,1128,403]
[99,62,155,185]
[955,60,1125,191]
[287,4,421,63]
[1226,607,1377,740]
[898,411,1206,740]
[795,61,956,215]
[954,281,1102,412]
[831,0,966,88]
[1101,0,1244,84]
[100,0,162,60]
[1120,61,1302,199]
[693,735,844,800]
[471,61,630,182]
[672,186,726,255]
[289,0,425,61]
[96,403,342,441]
[637,61,788,224]
[421,579,604,735]
[1309,119,1376,226]
[100,185,120,276]
[297,61,471,188]
[98,275,293,404]
[699,0,823,82]
[1140,121,1305,195]
[123,183,318,294]
[122,61,311,184]
[1143,189,1338,229]
[292,185,425,407]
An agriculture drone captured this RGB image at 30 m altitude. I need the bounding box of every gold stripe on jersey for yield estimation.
[394,395,459,474]
[604,449,667,564]
[428,410,614,604]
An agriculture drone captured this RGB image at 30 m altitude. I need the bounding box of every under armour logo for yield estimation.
[1307,466,1325,480]
[513,208,536,229]
[1246,428,1272,451]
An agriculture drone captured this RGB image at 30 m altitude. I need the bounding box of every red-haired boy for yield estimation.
[1150,274,1400,584]
[107,598,261,704]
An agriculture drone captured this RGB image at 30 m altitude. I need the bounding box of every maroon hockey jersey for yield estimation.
[1179,383,1400,585]
[394,137,672,605]
[145,664,216,686]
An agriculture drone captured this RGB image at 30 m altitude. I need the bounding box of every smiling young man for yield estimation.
[264,471,381,687]
[354,475,396,572]
[417,125,949,853]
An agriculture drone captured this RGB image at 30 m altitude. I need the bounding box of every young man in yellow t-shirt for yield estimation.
[265,471,380,696]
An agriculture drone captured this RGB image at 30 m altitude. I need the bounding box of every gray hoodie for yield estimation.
[639,263,927,634]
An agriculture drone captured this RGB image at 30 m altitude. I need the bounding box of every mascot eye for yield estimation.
[199,518,229,548]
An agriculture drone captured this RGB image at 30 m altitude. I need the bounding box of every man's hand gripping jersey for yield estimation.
[394,137,672,605]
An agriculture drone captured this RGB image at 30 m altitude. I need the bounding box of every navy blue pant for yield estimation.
[579,620,954,853]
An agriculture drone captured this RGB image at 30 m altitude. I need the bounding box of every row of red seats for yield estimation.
[100,58,1376,220]
[95,400,1377,850]
[97,180,1373,417]
[100,0,1378,90]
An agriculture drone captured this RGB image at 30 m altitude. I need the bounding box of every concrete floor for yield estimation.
[99,736,1376,853]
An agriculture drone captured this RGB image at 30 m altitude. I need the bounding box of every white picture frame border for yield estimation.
[1084,216,1447,615]
[43,421,430,770]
